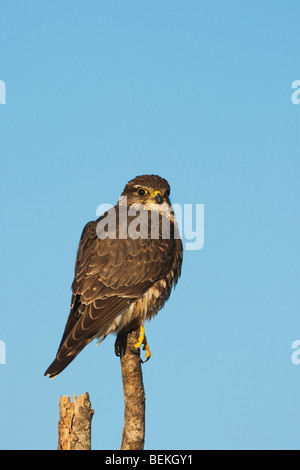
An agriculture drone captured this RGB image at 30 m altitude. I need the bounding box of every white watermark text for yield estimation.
[291,80,300,105]
[0,80,6,104]
[0,340,6,365]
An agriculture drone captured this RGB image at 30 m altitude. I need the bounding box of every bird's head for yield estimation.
[119,174,172,213]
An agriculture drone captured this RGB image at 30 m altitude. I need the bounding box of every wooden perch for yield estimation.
[117,328,146,450]
[58,392,94,450]
[57,329,145,450]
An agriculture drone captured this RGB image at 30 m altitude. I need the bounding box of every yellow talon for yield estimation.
[134,325,152,362]
[134,325,145,349]
[143,343,151,362]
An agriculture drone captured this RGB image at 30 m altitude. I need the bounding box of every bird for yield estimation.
[44,174,183,378]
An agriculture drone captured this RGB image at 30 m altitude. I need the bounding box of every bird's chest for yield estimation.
[134,277,173,323]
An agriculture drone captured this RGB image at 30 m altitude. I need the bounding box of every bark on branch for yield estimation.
[117,328,146,450]
[58,392,94,450]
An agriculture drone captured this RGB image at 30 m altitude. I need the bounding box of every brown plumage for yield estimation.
[44,175,183,378]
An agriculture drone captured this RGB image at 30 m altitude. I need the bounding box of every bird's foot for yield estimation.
[142,341,151,363]
[135,324,151,363]
[115,332,127,357]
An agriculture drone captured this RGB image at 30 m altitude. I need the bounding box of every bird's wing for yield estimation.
[45,209,182,377]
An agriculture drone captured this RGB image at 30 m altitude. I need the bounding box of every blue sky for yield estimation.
[1,0,300,450]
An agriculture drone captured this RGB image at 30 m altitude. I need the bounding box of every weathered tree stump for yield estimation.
[58,392,94,450]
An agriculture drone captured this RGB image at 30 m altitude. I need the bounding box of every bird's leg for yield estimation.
[134,324,145,349]
[134,325,151,362]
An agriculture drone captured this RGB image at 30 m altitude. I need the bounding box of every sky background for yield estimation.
[1,0,300,450]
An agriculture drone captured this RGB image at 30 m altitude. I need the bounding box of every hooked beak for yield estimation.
[150,190,163,204]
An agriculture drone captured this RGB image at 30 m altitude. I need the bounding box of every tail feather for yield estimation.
[44,338,91,378]
[44,353,78,379]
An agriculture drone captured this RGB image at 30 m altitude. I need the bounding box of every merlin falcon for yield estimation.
[45,174,183,378]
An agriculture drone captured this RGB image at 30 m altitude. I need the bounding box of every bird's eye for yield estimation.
[137,188,148,196]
